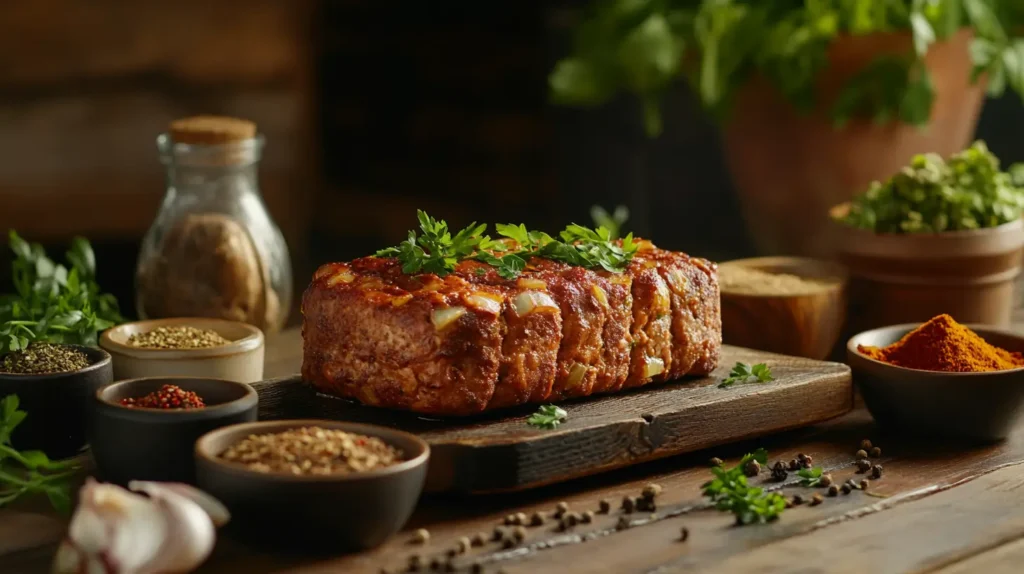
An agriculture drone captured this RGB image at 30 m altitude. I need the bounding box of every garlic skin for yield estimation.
[52,478,230,574]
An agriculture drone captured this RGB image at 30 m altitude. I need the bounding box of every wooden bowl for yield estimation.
[832,204,1024,332]
[719,257,847,360]
[195,419,430,551]
[0,345,112,459]
[100,318,265,383]
[848,324,1024,440]
[90,377,258,484]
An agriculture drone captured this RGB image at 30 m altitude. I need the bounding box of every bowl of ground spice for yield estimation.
[195,419,429,551]
[90,377,258,484]
[0,343,112,458]
[719,257,847,360]
[848,314,1024,440]
[100,317,264,383]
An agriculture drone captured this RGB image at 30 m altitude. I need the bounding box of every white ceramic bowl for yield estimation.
[100,318,265,383]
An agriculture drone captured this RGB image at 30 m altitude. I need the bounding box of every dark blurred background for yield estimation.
[1,1,1022,324]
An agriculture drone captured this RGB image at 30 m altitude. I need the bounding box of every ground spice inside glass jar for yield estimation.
[127,326,231,350]
[0,343,91,375]
[719,266,838,295]
[219,426,403,475]
[120,384,206,409]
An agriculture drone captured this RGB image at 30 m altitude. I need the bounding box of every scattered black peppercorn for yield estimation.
[582,510,594,524]
[855,449,868,459]
[512,526,526,542]
[785,498,794,509]
[856,459,872,473]
[616,516,630,530]
[637,497,656,512]
[471,563,483,574]
[743,459,761,477]
[803,455,814,467]
[445,561,456,573]
[621,496,635,513]
[841,484,852,495]
[412,528,430,544]
[710,457,724,467]
[491,527,504,542]
[870,446,882,457]
[788,459,800,471]
[771,463,788,482]
[457,537,471,554]
[471,533,486,547]
[515,512,528,525]
[819,474,833,487]
[828,484,839,497]
[860,479,870,490]
[642,483,663,499]
[680,526,689,541]
[446,548,458,559]
[871,464,883,479]
[408,554,423,572]
[599,499,611,514]
[861,439,873,450]
[792,494,805,505]
[811,493,824,506]
[502,537,516,549]
[430,557,443,571]
[555,501,569,517]
[530,512,545,527]
[566,512,580,527]
[504,514,517,526]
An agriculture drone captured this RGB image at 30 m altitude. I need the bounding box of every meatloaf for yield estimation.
[301,243,721,416]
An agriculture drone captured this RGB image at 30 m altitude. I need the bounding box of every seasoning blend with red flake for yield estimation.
[120,384,206,409]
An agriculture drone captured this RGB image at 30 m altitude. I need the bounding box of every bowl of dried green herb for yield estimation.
[0,343,112,458]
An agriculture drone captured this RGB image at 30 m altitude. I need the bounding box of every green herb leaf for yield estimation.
[527,404,568,430]
[719,362,775,388]
[0,394,80,513]
[797,466,824,487]
[702,447,786,525]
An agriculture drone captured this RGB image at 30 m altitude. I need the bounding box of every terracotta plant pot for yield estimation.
[722,29,985,257]
[832,205,1024,333]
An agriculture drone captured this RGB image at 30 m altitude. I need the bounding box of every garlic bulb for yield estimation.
[52,478,230,574]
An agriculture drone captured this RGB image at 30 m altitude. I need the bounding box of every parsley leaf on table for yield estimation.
[702,448,785,525]
[796,466,825,487]
[719,362,774,389]
[0,395,81,514]
[527,405,568,430]
[0,231,123,355]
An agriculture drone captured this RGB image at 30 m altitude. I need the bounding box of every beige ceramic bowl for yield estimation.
[100,318,265,383]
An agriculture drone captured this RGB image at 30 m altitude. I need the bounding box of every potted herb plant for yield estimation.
[549,1,1024,256]
[831,141,1024,330]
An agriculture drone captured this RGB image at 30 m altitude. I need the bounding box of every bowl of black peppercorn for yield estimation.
[848,323,1024,441]
[0,343,112,459]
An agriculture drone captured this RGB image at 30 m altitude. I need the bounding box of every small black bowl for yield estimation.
[91,377,258,484]
[0,345,112,459]
[195,419,429,551]
[848,323,1024,441]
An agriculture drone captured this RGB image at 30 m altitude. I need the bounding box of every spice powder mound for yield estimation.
[719,266,838,296]
[219,426,404,475]
[0,343,91,375]
[127,326,231,349]
[857,314,1024,373]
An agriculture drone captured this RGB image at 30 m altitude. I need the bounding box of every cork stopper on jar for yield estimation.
[169,115,257,145]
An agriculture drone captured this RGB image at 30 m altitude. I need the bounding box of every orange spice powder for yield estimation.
[857,314,1024,373]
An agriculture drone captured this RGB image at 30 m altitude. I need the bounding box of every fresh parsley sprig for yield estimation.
[527,404,568,430]
[0,232,123,355]
[0,395,81,514]
[796,467,825,487]
[702,448,786,525]
[719,362,774,389]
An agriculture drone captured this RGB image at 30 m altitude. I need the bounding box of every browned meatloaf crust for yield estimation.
[302,245,721,416]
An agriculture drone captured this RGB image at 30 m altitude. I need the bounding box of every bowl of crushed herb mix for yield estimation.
[848,314,1024,440]
[100,317,264,383]
[0,343,112,458]
[195,419,429,551]
[719,257,847,360]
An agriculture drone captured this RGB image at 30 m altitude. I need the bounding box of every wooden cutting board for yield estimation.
[251,345,852,493]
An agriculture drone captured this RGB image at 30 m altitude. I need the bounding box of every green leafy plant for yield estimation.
[0,395,81,514]
[550,0,1024,136]
[838,140,1024,232]
[702,448,787,524]
[797,466,825,487]
[376,211,639,279]
[527,404,569,429]
[590,205,631,240]
[719,362,774,388]
[0,232,123,355]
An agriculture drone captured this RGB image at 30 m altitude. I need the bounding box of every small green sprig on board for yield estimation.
[839,141,1024,234]
[719,362,774,389]
[376,211,639,280]
[0,395,81,514]
[797,467,825,487]
[0,231,123,355]
[527,405,568,430]
[702,448,787,525]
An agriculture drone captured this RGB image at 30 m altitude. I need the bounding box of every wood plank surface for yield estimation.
[252,345,853,492]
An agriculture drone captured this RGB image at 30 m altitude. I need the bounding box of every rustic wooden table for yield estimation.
[7,326,1024,574]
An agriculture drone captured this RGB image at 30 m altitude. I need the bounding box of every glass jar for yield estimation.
[135,128,292,333]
